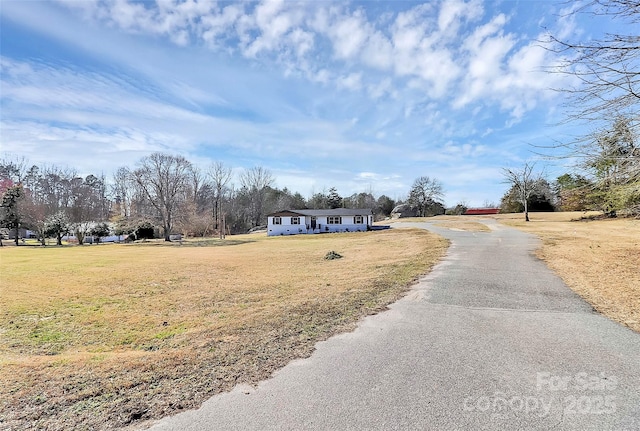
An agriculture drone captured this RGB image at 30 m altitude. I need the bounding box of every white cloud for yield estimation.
[44,0,572,120]
[243,0,296,57]
[200,4,244,48]
[361,31,394,70]
[327,8,371,60]
[337,72,362,91]
[367,78,394,99]
[288,28,314,57]
[390,6,430,71]
[358,172,377,179]
[0,120,172,174]
[311,68,331,84]
[462,13,508,52]
[389,3,462,97]
[443,141,486,158]
[438,0,483,35]
[554,3,582,41]
[454,14,515,107]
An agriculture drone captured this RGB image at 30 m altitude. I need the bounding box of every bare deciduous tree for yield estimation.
[208,161,232,238]
[240,166,273,227]
[0,155,28,183]
[502,162,543,221]
[545,0,640,121]
[111,167,133,218]
[133,153,192,241]
[188,165,205,206]
[408,176,444,217]
[68,175,109,245]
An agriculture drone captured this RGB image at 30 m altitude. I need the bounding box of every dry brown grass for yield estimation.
[498,212,640,333]
[434,220,491,232]
[0,229,447,430]
[384,216,455,223]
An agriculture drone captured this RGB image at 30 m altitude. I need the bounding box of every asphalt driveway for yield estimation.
[149,220,640,430]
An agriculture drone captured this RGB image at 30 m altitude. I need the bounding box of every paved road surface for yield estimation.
[149,220,640,430]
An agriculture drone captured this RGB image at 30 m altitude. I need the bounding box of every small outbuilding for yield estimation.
[267,209,373,236]
[464,208,500,215]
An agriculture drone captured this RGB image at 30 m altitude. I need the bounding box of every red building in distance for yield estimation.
[464,208,501,215]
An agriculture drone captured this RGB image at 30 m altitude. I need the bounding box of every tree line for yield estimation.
[0,153,408,245]
[501,115,639,220]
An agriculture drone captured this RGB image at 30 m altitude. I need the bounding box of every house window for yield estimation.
[273,217,282,225]
[291,217,300,225]
[354,215,363,224]
[327,216,342,224]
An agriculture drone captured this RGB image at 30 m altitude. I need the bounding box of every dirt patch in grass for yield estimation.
[0,229,447,430]
[498,212,640,333]
[434,221,491,232]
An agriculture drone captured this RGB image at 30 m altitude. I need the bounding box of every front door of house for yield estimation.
[311,217,316,230]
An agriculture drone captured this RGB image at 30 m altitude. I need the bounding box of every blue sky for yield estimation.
[0,0,611,206]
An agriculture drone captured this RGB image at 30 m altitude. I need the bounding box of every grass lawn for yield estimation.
[0,229,447,430]
[497,212,640,333]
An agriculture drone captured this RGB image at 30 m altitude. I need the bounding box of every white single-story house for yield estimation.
[267,209,373,236]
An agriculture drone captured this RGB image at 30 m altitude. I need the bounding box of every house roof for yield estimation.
[269,208,372,217]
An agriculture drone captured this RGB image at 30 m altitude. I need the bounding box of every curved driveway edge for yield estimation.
[148,220,640,430]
